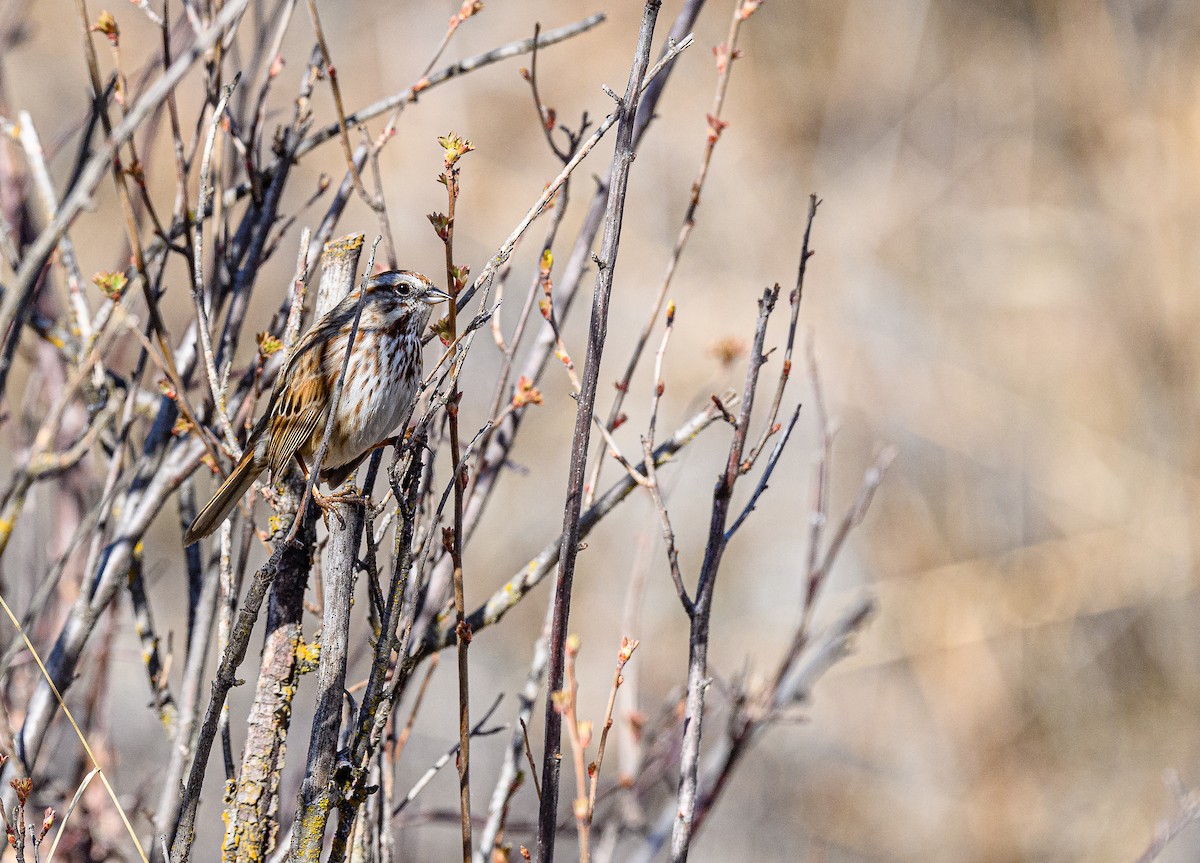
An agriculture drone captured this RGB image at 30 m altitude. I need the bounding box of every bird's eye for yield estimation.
[396,282,410,296]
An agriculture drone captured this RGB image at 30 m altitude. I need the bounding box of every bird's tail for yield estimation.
[184,447,267,546]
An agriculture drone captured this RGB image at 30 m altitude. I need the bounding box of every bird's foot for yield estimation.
[311,484,365,530]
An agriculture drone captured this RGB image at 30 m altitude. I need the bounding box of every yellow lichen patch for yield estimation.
[295,638,321,673]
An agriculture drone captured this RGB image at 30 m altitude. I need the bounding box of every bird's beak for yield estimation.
[423,287,452,305]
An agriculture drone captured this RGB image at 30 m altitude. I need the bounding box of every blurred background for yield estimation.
[4,0,1200,861]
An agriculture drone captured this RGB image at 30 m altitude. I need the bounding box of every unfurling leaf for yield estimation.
[429,315,454,346]
[92,270,128,300]
[512,376,543,409]
[619,636,640,664]
[427,211,450,240]
[10,777,31,805]
[256,331,283,357]
[450,0,483,27]
[437,132,476,169]
[92,10,118,41]
[706,113,731,143]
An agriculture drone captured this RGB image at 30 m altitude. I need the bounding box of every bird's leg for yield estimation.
[294,453,348,530]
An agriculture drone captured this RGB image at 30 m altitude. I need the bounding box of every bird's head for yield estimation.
[363,270,451,328]
[365,270,450,307]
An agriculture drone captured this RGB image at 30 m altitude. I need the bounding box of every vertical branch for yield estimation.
[191,75,242,455]
[288,499,365,861]
[669,285,778,862]
[433,131,477,863]
[559,638,591,862]
[220,226,318,862]
[537,4,662,860]
[476,595,556,863]
[326,436,426,863]
[287,236,371,860]
[220,475,315,863]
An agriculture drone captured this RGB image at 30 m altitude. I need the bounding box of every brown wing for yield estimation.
[264,321,336,475]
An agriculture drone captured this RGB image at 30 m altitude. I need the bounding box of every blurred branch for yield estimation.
[477,595,556,862]
[629,596,875,863]
[392,694,506,818]
[303,0,372,206]
[126,546,176,729]
[295,14,607,159]
[14,110,90,357]
[1134,774,1200,863]
[191,76,242,455]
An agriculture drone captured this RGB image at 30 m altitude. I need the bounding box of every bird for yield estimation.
[183,270,450,545]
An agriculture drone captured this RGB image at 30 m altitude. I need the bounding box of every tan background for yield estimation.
[4,1,1200,860]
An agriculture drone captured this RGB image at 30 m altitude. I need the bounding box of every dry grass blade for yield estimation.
[43,766,99,863]
[0,594,149,863]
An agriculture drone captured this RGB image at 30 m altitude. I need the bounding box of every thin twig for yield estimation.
[417,403,724,658]
[641,302,691,613]
[295,14,607,160]
[588,0,757,505]
[392,695,506,816]
[192,75,242,454]
[431,130,477,862]
[456,31,693,316]
[586,638,638,832]
[303,0,372,206]
[745,193,820,468]
[670,284,778,862]
[725,402,802,540]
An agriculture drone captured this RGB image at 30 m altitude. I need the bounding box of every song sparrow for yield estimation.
[183,270,449,545]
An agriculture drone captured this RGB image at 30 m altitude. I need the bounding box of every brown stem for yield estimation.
[537,4,662,860]
[670,285,778,863]
[440,136,474,863]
